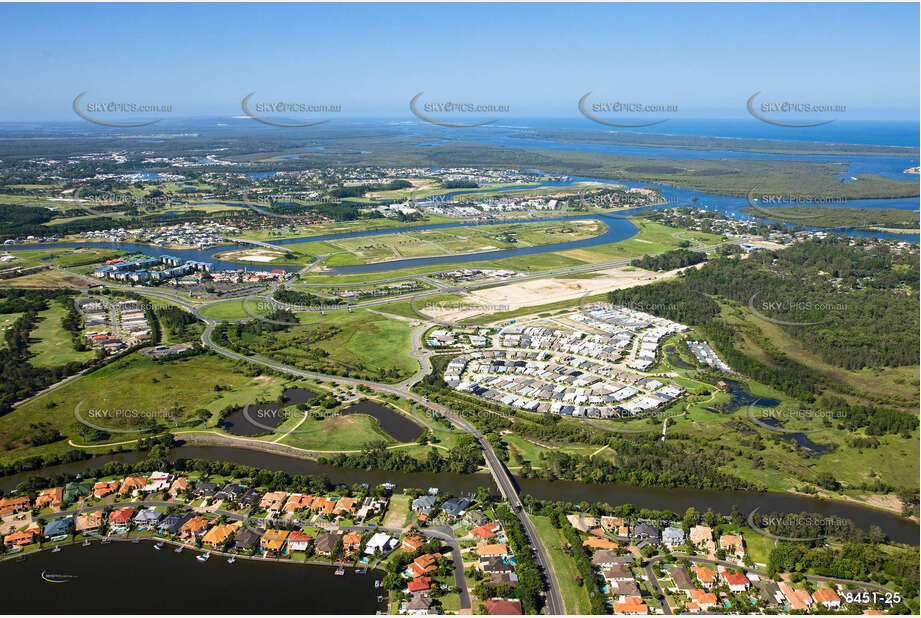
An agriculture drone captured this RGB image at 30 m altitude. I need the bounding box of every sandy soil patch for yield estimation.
[431,264,701,322]
[218,248,283,262]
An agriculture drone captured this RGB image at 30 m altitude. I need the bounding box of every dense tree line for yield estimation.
[495,504,544,614]
[547,506,609,613]
[320,435,483,474]
[273,287,344,306]
[632,248,707,272]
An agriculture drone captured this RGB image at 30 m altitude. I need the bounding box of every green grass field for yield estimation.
[531,515,593,614]
[0,352,284,459]
[279,414,396,451]
[198,299,271,320]
[28,301,96,368]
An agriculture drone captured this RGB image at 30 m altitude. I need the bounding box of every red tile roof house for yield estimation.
[35,487,64,510]
[168,477,191,497]
[76,511,105,534]
[93,480,119,499]
[408,553,442,578]
[813,587,842,609]
[485,599,523,615]
[119,476,147,496]
[180,516,211,541]
[721,571,751,593]
[0,495,30,515]
[407,576,433,593]
[402,535,425,553]
[333,496,357,516]
[3,526,41,550]
[287,531,314,552]
[108,507,137,533]
[471,521,502,540]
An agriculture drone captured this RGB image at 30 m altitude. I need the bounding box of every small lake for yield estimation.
[0,541,383,614]
[221,388,318,437]
[339,400,425,442]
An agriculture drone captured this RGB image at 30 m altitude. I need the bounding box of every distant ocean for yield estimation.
[484,118,921,148]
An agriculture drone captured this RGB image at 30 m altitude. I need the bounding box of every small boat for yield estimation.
[227,557,236,564]
[154,543,164,550]
[196,552,210,562]
[51,546,62,553]
[132,538,140,544]
[174,546,183,553]
[355,567,367,574]
[101,538,111,544]
[334,566,345,576]
[374,580,381,589]
[82,540,91,547]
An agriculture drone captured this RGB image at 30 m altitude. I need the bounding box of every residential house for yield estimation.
[583,536,618,550]
[158,513,193,536]
[233,527,263,551]
[283,494,313,514]
[689,525,714,552]
[119,476,147,496]
[342,531,363,556]
[633,523,660,542]
[3,525,40,550]
[488,573,518,587]
[779,583,814,611]
[334,497,357,516]
[43,516,73,539]
[143,471,172,493]
[0,495,30,515]
[464,509,488,527]
[687,589,718,611]
[666,566,694,592]
[408,576,433,593]
[721,571,750,593]
[692,565,718,589]
[35,487,64,509]
[76,511,104,534]
[471,521,502,540]
[287,530,313,552]
[260,529,290,553]
[813,587,842,610]
[180,515,211,541]
[603,565,634,584]
[365,532,396,555]
[662,526,686,547]
[92,480,119,499]
[108,508,137,533]
[485,599,522,615]
[168,477,191,497]
[440,497,472,521]
[612,598,647,614]
[202,521,241,549]
[719,534,746,560]
[238,488,262,509]
[591,549,627,567]
[194,481,219,498]
[409,552,441,577]
[133,507,163,529]
[402,535,426,553]
[476,542,508,558]
[411,495,437,515]
[259,491,287,513]
[213,483,245,504]
[611,579,642,599]
[479,556,513,574]
[314,532,342,556]
[63,482,91,504]
[406,594,436,615]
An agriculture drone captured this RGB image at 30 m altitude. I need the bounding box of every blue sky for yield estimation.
[0,2,918,122]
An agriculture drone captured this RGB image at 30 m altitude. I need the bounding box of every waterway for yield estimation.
[0,541,383,614]
[2,445,916,545]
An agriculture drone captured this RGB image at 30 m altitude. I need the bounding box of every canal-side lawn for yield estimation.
[278,414,396,451]
[531,514,593,615]
[381,494,412,529]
